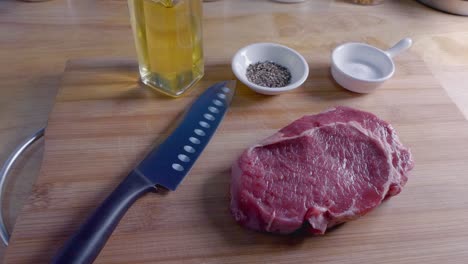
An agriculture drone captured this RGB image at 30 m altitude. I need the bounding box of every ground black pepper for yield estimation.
[246,61,292,88]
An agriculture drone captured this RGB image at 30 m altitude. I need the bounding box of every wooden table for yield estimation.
[0,0,467,262]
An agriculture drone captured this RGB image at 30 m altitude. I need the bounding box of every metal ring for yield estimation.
[0,128,45,246]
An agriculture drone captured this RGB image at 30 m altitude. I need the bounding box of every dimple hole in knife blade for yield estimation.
[208,106,219,114]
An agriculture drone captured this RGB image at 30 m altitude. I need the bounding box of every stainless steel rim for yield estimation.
[416,0,468,16]
[0,128,45,246]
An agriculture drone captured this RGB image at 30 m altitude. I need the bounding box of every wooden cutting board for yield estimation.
[5,55,468,263]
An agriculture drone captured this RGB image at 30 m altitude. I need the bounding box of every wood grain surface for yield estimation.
[2,0,468,262]
[5,51,468,263]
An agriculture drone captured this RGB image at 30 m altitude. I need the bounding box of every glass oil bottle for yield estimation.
[128,0,204,97]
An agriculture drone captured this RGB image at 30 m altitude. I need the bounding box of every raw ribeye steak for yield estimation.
[230,106,414,234]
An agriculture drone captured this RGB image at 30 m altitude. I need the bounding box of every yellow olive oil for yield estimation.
[128,0,204,97]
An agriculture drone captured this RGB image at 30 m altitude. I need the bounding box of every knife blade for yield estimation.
[52,80,236,264]
[137,80,235,191]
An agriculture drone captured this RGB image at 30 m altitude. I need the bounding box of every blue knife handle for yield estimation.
[51,171,154,264]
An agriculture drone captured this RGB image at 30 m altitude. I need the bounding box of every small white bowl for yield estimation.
[331,38,412,93]
[232,43,309,95]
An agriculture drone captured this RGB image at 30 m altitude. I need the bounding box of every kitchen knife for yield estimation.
[52,80,236,264]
